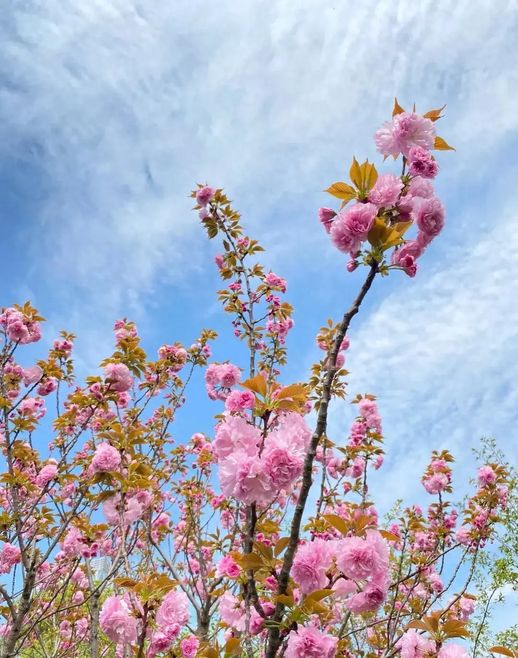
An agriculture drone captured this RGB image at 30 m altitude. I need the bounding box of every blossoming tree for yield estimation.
[0,100,514,658]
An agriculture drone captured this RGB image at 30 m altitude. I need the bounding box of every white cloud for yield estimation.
[1,1,517,466]
[1,0,518,323]
[322,197,518,506]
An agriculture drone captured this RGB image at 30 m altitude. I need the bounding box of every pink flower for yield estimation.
[422,472,449,494]
[205,363,242,400]
[413,197,445,239]
[330,217,360,255]
[438,644,470,658]
[37,377,58,396]
[285,626,337,658]
[398,629,436,658]
[336,530,388,580]
[99,596,138,645]
[225,390,256,413]
[478,465,497,486]
[148,631,173,657]
[217,555,241,578]
[268,412,312,455]
[219,452,273,505]
[392,112,436,156]
[195,186,215,207]
[91,443,121,473]
[181,636,200,658]
[36,462,58,487]
[292,539,332,594]
[104,363,133,393]
[391,249,417,278]
[318,207,336,233]
[264,272,287,292]
[374,121,399,158]
[156,590,189,635]
[219,591,245,631]
[0,543,21,574]
[345,203,378,238]
[213,416,260,459]
[23,365,43,386]
[408,146,439,178]
[262,442,303,490]
[347,581,387,613]
[408,176,434,199]
[62,527,86,558]
[368,174,404,208]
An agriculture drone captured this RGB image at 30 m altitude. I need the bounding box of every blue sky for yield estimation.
[1,0,517,629]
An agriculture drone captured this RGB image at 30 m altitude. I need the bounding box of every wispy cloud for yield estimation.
[1,0,517,326]
[1,1,517,471]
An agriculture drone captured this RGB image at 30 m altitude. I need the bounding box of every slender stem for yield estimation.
[264,262,378,658]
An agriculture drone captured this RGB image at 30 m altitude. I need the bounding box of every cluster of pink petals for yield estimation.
[285,625,337,658]
[265,316,294,344]
[35,461,58,487]
[408,146,439,178]
[103,490,153,525]
[368,173,404,208]
[0,308,41,344]
[205,362,241,401]
[264,271,287,292]
[104,362,133,393]
[215,412,311,506]
[438,644,470,658]
[216,555,242,578]
[157,344,189,372]
[330,203,378,256]
[0,543,22,575]
[336,529,389,613]
[375,112,435,158]
[195,185,215,207]
[91,442,121,473]
[422,457,452,495]
[99,596,138,645]
[398,629,436,658]
[478,465,497,486]
[391,183,445,278]
[292,538,332,594]
[155,590,189,637]
[225,389,255,413]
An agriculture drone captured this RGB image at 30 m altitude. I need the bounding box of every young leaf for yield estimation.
[434,136,455,151]
[392,97,405,116]
[325,182,356,202]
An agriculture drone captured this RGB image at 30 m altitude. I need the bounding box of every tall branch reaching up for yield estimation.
[265,261,378,658]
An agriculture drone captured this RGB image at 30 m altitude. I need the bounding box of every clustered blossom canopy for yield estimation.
[0,101,514,658]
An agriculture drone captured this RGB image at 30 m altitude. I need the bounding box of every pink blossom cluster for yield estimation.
[285,625,337,658]
[319,107,446,277]
[104,362,133,393]
[336,529,389,613]
[99,590,190,652]
[0,543,21,574]
[205,362,241,400]
[91,442,121,474]
[195,185,215,207]
[375,111,436,158]
[0,307,41,344]
[102,490,153,526]
[215,412,311,505]
[99,596,138,645]
[157,343,189,372]
[422,454,452,494]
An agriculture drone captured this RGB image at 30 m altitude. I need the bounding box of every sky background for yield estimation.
[1,0,517,631]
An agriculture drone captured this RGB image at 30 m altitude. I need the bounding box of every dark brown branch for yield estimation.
[264,262,378,658]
